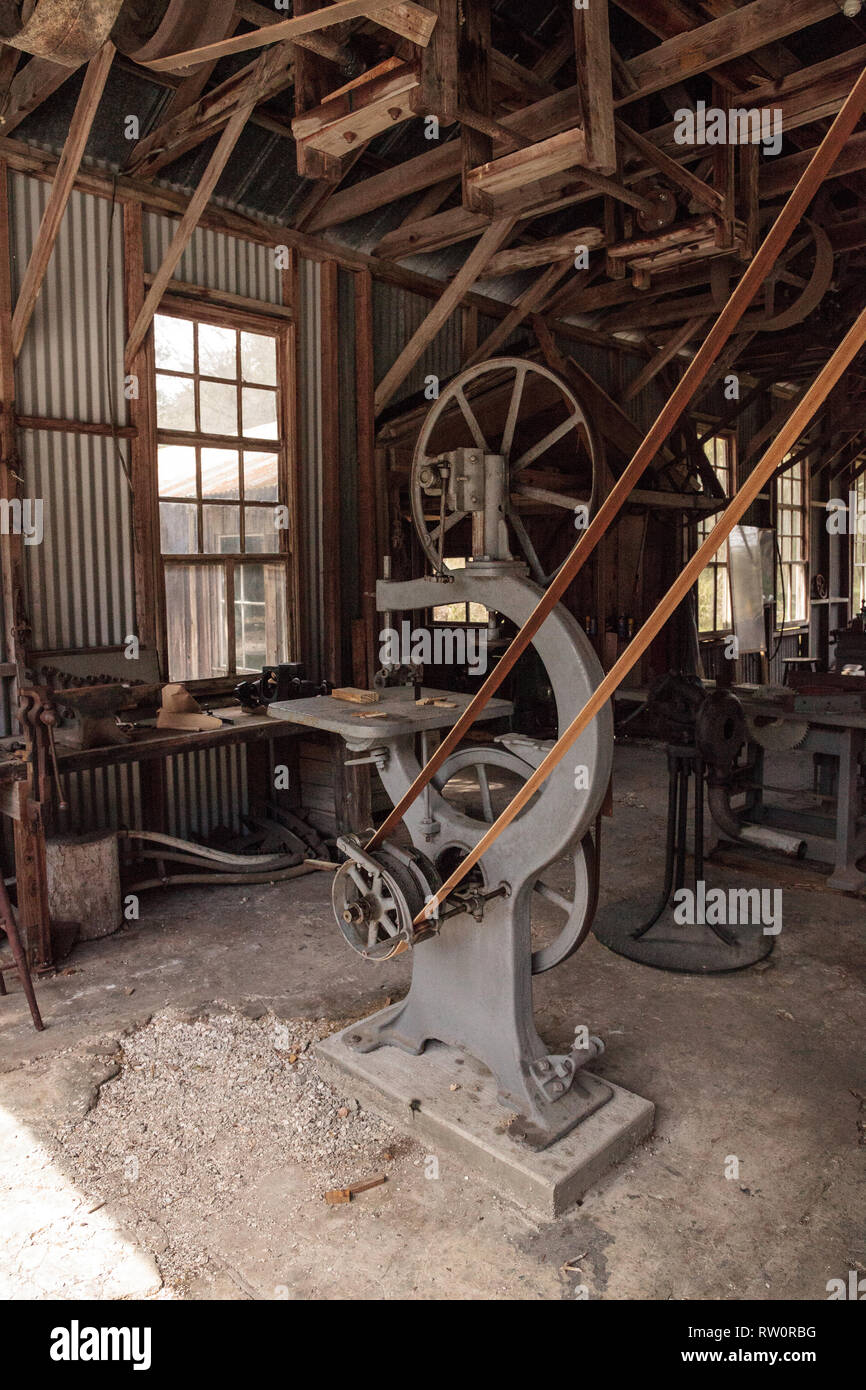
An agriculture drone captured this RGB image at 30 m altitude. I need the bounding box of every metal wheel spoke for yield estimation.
[534,881,572,913]
[455,387,488,451]
[348,866,368,892]
[430,508,466,544]
[475,764,494,822]
[513,412,580,472]
[500,365,527,459]
[508,508,548,585]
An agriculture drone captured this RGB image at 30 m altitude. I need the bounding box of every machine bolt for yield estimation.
[551,1081,564,1096]
[538,1059,550,1073]
[347,1033,362,1045]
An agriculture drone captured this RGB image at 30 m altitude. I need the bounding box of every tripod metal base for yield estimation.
[593,741,774,974]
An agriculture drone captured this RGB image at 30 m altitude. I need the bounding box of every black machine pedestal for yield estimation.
[593,743,775,974]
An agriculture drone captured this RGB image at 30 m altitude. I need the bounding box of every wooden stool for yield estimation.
[0,875,44,1031]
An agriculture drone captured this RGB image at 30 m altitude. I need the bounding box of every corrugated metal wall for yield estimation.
[4,175,285,838]
[10,171,127,424]
[21,429,135,651]
[141,213,284,305]
[373,279,463,407]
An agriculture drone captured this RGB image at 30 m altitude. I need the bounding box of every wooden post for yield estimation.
[123,201,163,662]
[355,270,377,687]
[574,0,616,174]
[320,259,341,684]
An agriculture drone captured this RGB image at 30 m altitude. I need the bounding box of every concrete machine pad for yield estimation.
[318,1022,655,1219]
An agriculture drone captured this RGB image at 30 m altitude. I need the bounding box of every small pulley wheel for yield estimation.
[332,838,440,962]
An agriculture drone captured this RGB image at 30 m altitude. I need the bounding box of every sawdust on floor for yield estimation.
[54,1006,416,1291]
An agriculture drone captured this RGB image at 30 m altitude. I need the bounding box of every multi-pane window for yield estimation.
[853,472,866,612]
[775,456,808,626]
[431,558,489,624]
[697,432,735,634]
[155,312,290,681]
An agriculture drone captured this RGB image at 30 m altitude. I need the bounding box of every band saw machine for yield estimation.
[271,359,654,1202]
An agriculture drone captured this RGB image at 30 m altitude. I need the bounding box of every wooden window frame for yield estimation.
[773,454,809,631]
[152,296,299,690]
[697,427,736,638]
[852,470,866,614]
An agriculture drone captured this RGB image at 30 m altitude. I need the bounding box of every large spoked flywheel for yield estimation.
[411,358,601,587]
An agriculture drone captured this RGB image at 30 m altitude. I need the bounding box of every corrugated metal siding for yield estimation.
[166,743,248,839]
[21,429,134,652]
[297,256,324,680]
[141,212,284,306]
[373,280,463,407]
[10,171,127,424]
[63,763,141,835]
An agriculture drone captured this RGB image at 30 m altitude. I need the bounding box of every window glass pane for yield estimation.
[203,504,241,553]
[165,564,227,681]
[156,373,195,431]
[241,332,277,386]
[158,444,196,498]
[198,323,237,379]
[698,570,714,632]
[717,568,731,629]
[201,447,239,500]
[242,386,278,439]
[200,380,238,436]
[155,315,194,373]
[160,501,198,554]
[243,450,279,501]
[235,562,287,673]
[244,505,282,553]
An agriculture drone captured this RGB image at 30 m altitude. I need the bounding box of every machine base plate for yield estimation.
[317,1023,654,1219]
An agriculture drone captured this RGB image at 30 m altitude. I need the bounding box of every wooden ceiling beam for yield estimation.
[465,260,574,366]
[374,216,516,413]
[574,0,616,174]
[129,41,294,178]
[616,0,838,108]
[11,43,115,359]
[624,314,709,401]
[0,57,73,138]
[308,83,583,229]
[142,0,437,72]
[125,97,259,369]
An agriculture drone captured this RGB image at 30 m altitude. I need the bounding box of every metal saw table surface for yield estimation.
[268,687,513,743]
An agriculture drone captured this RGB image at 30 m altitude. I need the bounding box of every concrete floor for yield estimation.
[1,741,864,1300]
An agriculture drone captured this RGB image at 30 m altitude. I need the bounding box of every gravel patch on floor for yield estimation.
[54,1006,413,1290]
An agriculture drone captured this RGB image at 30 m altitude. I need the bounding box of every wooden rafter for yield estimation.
[11,43,115,360]
[464,260,573,367]
[125,97,259,369]
[141,0,438,73]
[374,216,516,413]
[625,315,710,402]
[574,0,616,174]
[129,41,294,178]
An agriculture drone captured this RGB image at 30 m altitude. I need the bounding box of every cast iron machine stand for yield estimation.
[274,360,617,1148]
